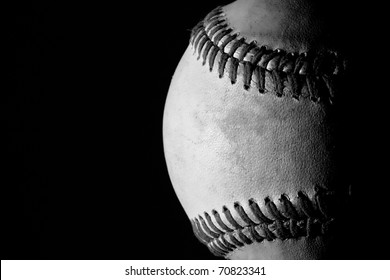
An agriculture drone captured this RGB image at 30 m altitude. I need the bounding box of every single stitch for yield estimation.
[236,42,257,61]
[212,209,234,232]
[215,238,230,252]
[218,53,230,78]
[259,223,276,241]
[201,41,214,65]
[289,219,301,237]
[248,198,273,224]
[220,235,237,250]
[248,225,265,242]
[190,21,204,45]
[227,38,246,56]
[193,218,212,243]
[199,215,219,238]
[271,70,284,97]
[279,52,296,73]
[234,202,258,226]
[223,205,244,229]
[218,33,237,50]
[259,50,280,69]
[264,197,287,220]
[297,191,317,219]
[322,75,335,102]
[213,28,233,47]
[205,19,224,34]
[197,36,209,59]
[208,47,219,71]
[193,31,206,54]
[268,50,285,70]
[228,233,245,247]
[306,75,320,102]
[251,46,268,65]
[205,212,225,234]
[254,66,266,93]
[238,230,253,244]
[243,61,253,90]
[208,23,228,40]
[191,220,208,245]
[280,194,300,220]
[287,74,302,100]
[229,57,240,84]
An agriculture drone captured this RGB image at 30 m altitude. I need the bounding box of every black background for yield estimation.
[9,0,389,260]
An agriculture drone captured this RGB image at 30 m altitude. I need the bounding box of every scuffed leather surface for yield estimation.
[164,46,338,218]
[224,0,341,53]
[163,0,350,259]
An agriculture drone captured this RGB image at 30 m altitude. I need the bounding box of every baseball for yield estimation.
[163,0,351,259]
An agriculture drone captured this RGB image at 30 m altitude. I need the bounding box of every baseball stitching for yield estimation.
[190,6,347,104]
[190,185,347,258]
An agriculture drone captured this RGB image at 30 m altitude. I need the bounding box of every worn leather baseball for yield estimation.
[163,0,350,259]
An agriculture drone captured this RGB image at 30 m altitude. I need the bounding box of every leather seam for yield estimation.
[190,6,347,105]
[190,185,346,258]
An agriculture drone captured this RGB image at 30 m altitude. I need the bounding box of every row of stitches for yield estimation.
[190,187,338,257]
[190,7,346,103]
